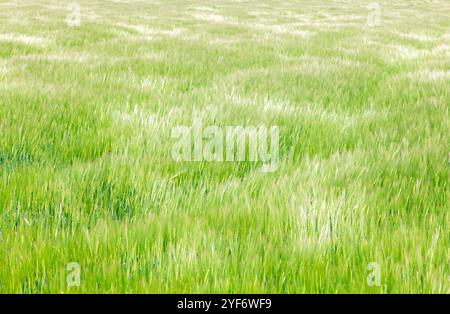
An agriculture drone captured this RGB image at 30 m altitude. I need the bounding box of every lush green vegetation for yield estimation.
[0,0,448,293]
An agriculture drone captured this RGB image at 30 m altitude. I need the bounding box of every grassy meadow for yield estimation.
[0,0,449,293]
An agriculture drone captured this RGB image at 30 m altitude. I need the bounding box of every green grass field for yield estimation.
[0,0,449,293]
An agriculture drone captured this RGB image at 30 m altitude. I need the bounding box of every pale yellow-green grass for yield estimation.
[0,0,449,293]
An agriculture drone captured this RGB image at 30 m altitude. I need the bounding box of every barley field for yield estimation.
[0,0,449,293]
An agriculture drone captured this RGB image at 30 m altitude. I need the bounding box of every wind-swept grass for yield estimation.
[0,0,448,293]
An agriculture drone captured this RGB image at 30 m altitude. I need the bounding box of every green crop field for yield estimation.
[0,0,448,293]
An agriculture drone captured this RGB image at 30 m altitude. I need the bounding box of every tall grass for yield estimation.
[0,0,448,293]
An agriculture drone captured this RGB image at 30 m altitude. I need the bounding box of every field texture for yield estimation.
[0,0,449,293]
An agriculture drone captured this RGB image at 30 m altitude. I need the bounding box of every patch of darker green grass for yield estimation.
[0,42,42,58]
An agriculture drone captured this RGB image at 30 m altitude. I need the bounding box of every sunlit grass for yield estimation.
[0,0,448,293]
